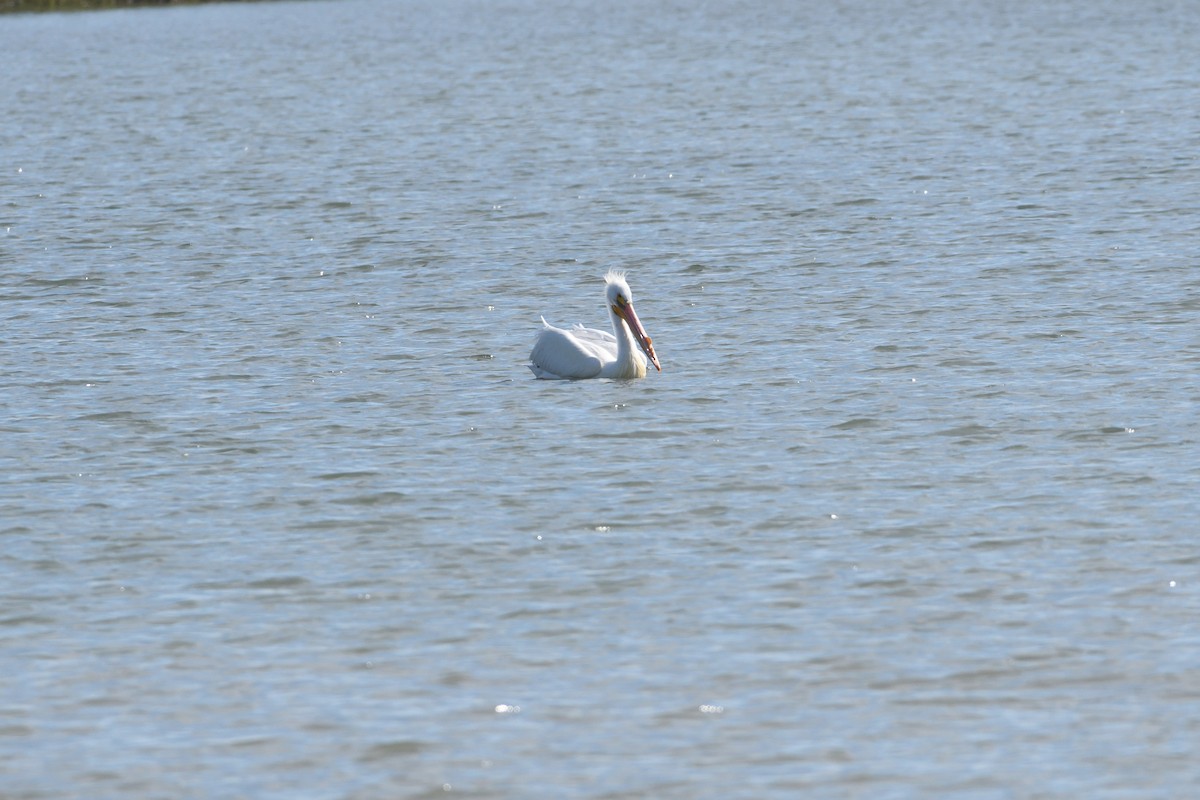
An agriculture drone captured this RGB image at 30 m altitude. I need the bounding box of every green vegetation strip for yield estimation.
[2,0,271,11]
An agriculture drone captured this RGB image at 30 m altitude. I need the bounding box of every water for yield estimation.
[3,0,1199,796]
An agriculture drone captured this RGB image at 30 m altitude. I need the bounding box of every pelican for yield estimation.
[529,271,662,379]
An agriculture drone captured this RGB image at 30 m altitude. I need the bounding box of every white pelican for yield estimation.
[529,271,662,380]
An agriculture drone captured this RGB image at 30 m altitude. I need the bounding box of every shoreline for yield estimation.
[2,0,271,12]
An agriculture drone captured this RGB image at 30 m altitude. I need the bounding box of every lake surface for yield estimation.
[3,0,1199,796]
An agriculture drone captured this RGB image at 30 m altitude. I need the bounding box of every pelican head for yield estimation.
[605,270,661,372]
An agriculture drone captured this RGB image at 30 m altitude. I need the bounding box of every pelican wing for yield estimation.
[529,319,616,379]
[567,323,616,345]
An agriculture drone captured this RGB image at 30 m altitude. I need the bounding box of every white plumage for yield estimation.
[529,271,662,380]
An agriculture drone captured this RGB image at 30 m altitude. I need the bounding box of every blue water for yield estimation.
[3,0,1199,797]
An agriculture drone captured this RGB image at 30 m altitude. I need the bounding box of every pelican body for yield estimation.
[529,271,661,380]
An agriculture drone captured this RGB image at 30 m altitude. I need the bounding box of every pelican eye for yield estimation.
[615,295,628,307]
